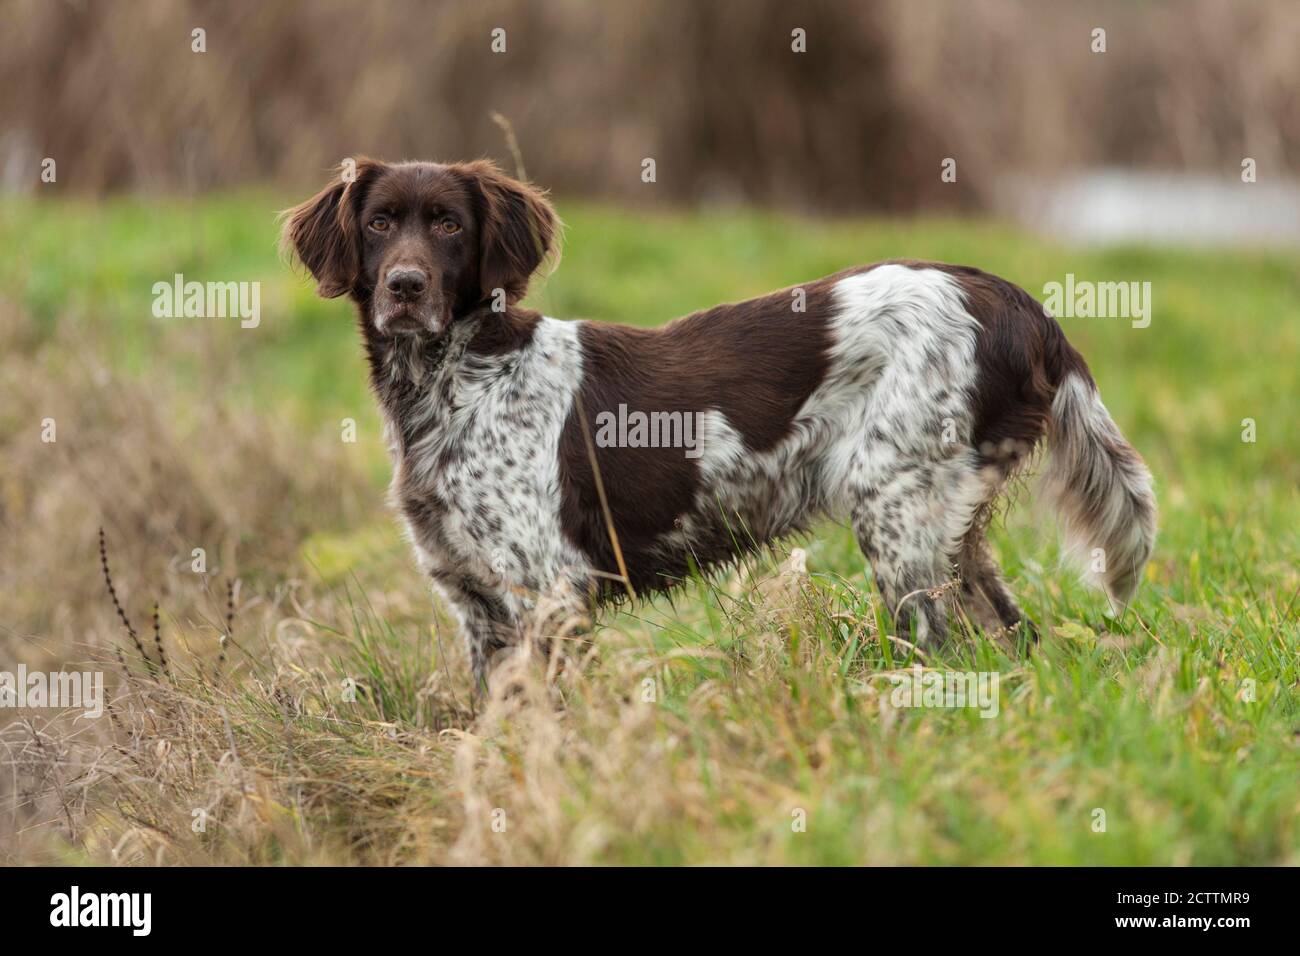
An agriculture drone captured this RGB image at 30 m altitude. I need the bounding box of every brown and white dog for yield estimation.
[284,158,1156,684]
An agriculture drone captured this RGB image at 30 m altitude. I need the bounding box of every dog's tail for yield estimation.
[1042,370,1156,608]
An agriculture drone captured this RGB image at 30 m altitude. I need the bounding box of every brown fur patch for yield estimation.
[931,263,1093,464]
[558,280,838,596]
[466,306,541,356]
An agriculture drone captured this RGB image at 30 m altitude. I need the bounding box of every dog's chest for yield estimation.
[387,320,587,593]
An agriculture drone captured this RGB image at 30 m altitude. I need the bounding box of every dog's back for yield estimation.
[561,260,1155,633]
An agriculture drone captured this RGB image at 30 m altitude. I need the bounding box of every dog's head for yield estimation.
[282,158,557,337]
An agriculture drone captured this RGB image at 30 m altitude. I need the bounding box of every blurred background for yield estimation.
[3,0,1300,232]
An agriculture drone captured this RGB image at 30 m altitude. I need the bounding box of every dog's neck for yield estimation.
[357,302,540,454]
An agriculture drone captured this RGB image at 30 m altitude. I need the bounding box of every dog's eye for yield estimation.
[368,215,390,233]
[439,218,461,235]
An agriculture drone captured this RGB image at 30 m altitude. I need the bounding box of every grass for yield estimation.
[0,193,1296,865]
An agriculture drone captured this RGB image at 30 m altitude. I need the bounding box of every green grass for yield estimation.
[1,193,1296,865]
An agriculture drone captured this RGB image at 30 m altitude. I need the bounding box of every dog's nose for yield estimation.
[385,267,428,300]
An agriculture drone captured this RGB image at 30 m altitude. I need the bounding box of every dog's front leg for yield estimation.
[432,573,522,691]
[460,597,523,692]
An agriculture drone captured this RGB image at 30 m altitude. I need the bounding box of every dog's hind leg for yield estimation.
[848,456,987,649]
[955,514,1036,644]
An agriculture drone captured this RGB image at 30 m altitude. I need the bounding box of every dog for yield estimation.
[284,158,1156,685]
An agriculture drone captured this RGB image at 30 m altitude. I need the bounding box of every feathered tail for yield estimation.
[1042,373,1157,607]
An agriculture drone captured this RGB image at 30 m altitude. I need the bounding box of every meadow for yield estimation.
[0,193,1296,865]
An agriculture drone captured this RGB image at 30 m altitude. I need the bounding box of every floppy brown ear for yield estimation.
[281,159,384,298]
[461,160,557,304]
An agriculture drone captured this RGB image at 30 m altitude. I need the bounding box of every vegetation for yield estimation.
[0,194,1296,864]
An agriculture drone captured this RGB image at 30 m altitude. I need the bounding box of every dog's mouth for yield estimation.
[373,298,445,337]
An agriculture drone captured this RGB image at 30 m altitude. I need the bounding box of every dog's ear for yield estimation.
[460,160,558,305]
[281,158,385,298]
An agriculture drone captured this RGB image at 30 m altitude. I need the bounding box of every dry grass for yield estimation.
[0,307,370,669]
[0,315,936,864]
[3,521,886,866]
